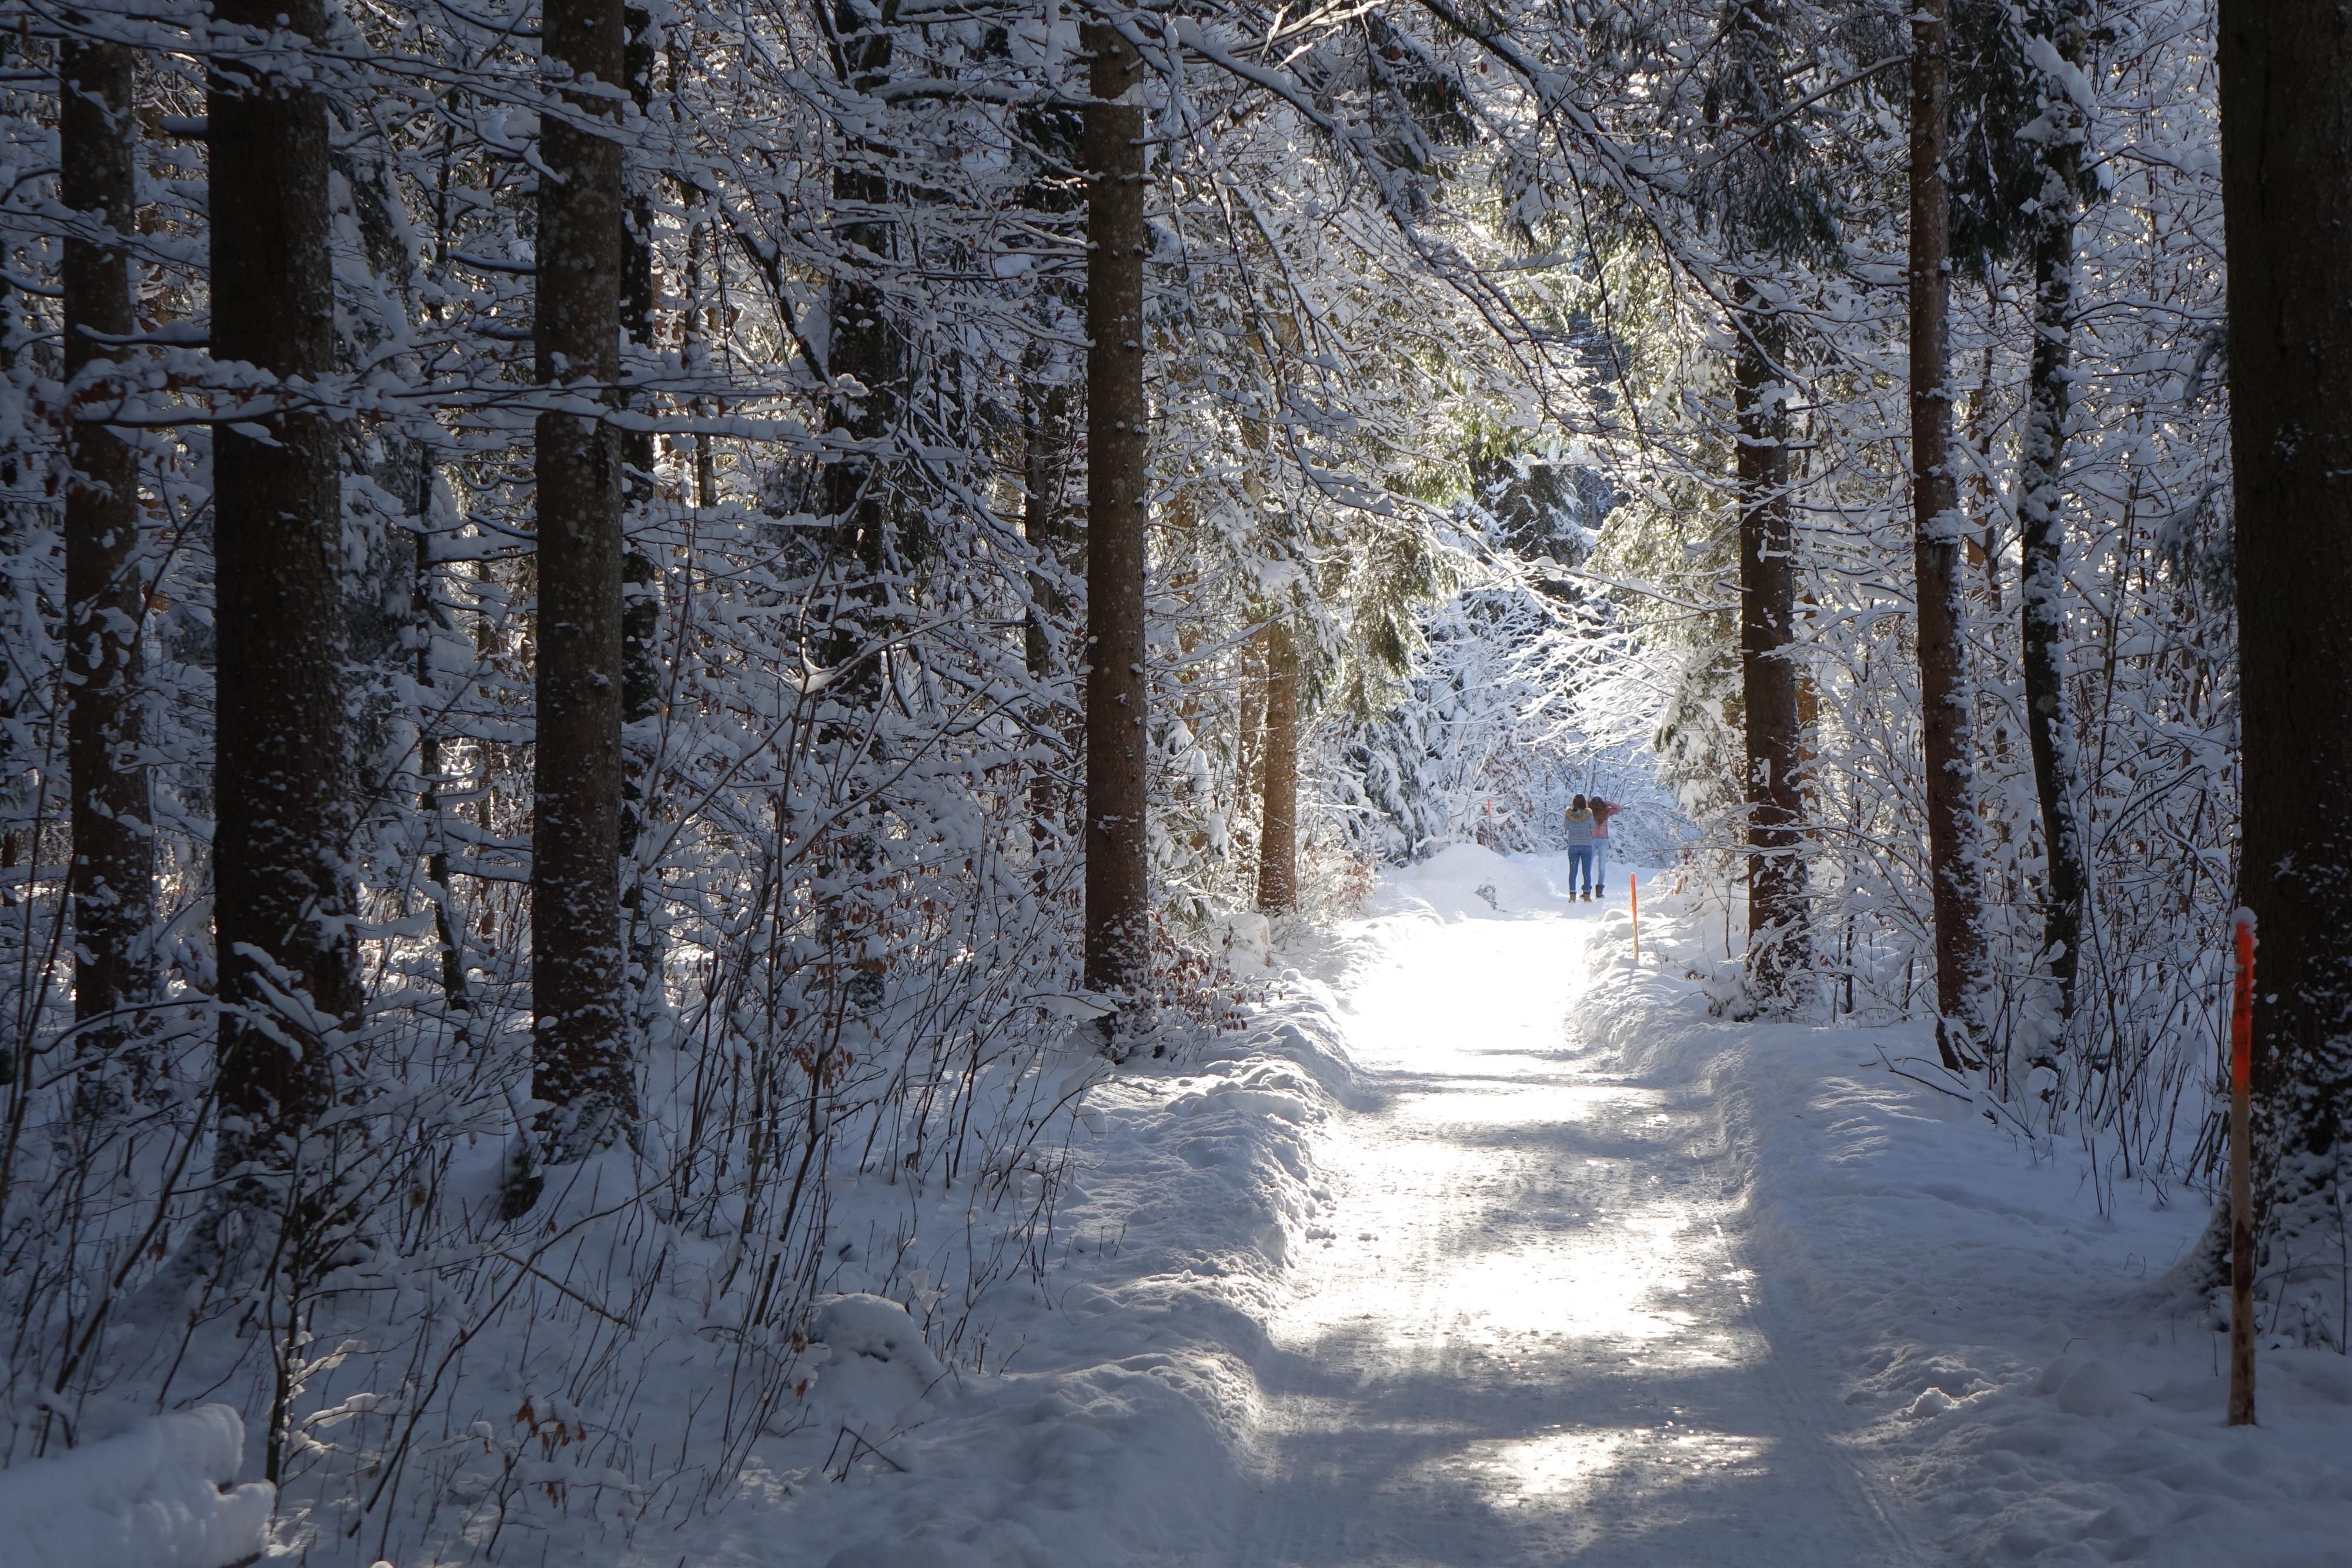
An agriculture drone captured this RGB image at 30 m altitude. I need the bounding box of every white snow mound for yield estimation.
[0,1403,273,1568]
[734,980,1360,1568]
[810,1293,953,1436]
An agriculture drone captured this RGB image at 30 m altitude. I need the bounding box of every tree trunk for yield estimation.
[530,0,634,1164]
[413,480,469,1023]
[1081,19,1150,1025]
[1962,349,2015,850]
[1022,373,1075,685]
[1908,0,1986,1073]
[672,102,718,509]
[411,134,470,1029]
[822,0,900,668]
[619,5,664,1034]
[620,6,660,726]
[1732,284,1806,1001]
[1963,346,2002,617]
[1018,103,1085,877]
[1022,361,1077,871]
[209,0,359,1175]
[1256,621,1298,915]
[61,35,153,1097]
[1238,637,1265,832]
[2217,0,2352,1312]
[816,0,901,1034]
[2019,0,2091,1033]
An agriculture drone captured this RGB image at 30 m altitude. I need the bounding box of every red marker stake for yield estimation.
[1631,875,1640,964]
[2229,908,2257,1428]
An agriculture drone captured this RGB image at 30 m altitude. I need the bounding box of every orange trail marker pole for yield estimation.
[2229,908,2257,1427]
[1631,875,1640,964]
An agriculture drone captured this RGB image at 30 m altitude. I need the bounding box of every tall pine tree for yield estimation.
[1081,19,1151,1035]
[2219,0,2352,1330]
[209,0,359,1182]
[1909,0,1988,1071]
[529,0,634,1171]
[59,32,152,1099]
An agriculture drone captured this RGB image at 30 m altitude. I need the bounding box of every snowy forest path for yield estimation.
[1230,877,1929,1566]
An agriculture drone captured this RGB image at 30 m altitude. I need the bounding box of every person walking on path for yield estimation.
[1565,797,1596,900]
[1588,795,1619,897]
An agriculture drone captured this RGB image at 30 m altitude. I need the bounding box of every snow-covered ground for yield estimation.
[1580,871,2352,1567]
[0,1404,273,1568]
[1232,848,1923,1566]
[336,845,2344,1566]
[694,939,1361,1566]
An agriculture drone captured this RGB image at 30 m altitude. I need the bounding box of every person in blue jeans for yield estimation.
[1564,795,1595,900]
[1588,795,1619,896]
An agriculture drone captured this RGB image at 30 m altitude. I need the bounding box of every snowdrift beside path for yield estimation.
[1581,877,2352,1568]
[708,979,1364,1568]
[0,1403,273,1568]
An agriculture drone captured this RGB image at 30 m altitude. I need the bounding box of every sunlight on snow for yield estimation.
[1460,1425,1778,1509]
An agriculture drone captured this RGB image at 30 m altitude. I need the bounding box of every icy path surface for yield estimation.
[1241,875,1924,1566]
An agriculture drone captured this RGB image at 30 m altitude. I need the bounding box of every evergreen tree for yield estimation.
[209,0,359,1181]
[59,31,151,1099]
[1081,19,1151,1033]
[1909,0,1989,1071]
[2219,0,2352,1337]
[529,0,635,1169]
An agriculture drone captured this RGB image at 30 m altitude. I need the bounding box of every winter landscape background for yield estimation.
[0,0,2343,1562]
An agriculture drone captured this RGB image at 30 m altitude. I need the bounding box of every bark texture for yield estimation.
[209,0,359,1172]
[619,5,663,1030]
[2217,0,2352,1304]
[1021,360,1077,864]
[2019,0,2091,1032]
[620,6,662,730]
[821,0,901,661]
[1081,20,1150,1017]
[1908,0,1986,1072]
[1023,373,1077,686]
[414,489,469,1021]
[1255,620,1298,915]
[1017,103,1085,869]
[1732,287,1806,999]
[61,35,152,1086]
[532,0,634,1158]
[816,0,902,1034]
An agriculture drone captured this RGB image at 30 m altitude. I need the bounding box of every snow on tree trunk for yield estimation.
[1908,0,1987,1073]
[1017,102,1085,878]
[1081,19,1150,1025]
[619,5,664,1038]
[530,0,634,1163]
[410,486,469,1022]
[1023,357,1077,871]
[813,0,903,1042]
[1733,284,1806,1000]
[208,0,360,1176]
[820,0,900,670]
[2019,0,2092,1035]
[60,35,152,1100]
